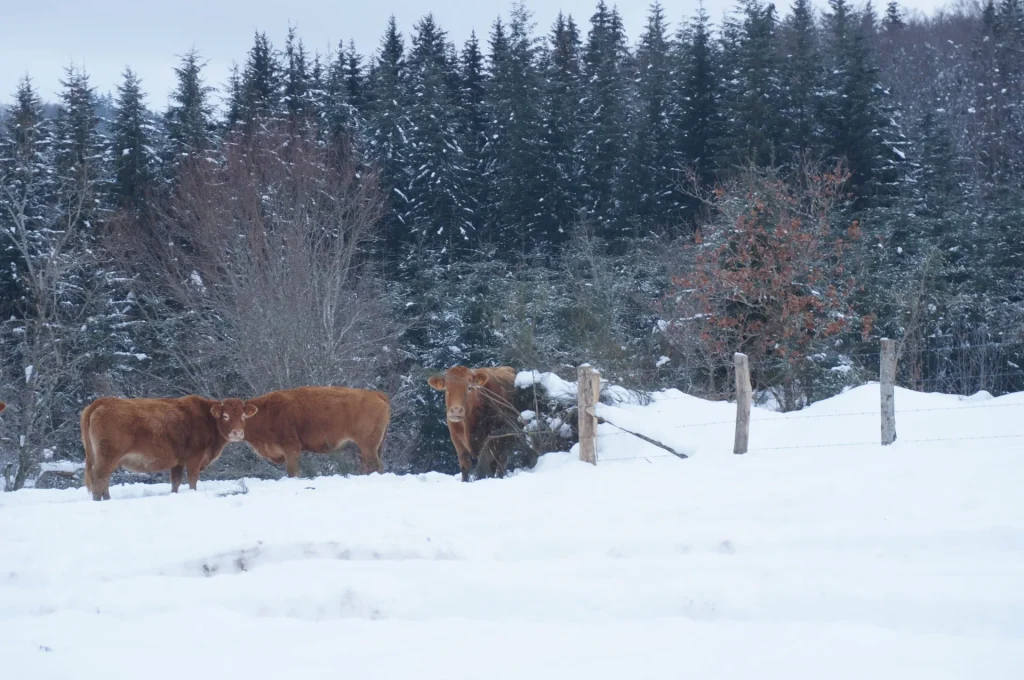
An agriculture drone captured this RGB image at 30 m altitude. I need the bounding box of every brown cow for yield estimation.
[428,365,524,482]
[81,396,256,501]
[0,401,5,413]
[240,386,390,478]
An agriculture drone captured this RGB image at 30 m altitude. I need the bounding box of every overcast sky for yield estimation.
[3,0,952,111]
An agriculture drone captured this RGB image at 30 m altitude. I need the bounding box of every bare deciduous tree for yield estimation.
[111,126,408,476]
[1,161,98,490]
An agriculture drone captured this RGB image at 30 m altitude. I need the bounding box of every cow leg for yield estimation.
[455,448,474,483]
[362,430,387,475]
[356,440,384,475]
[90,458,117,502]
[284,450,302,478]
[186,462,201,491]
[170,465,184,493]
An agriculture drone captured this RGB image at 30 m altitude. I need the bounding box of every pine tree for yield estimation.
[323,41,362,144]
[308,52,328,127]
[282,26,313,126]
[543,12,584,240]
[0,76,53,321]
[579,0,629,235]
[619,2,676,234]
[883,1,905,30]
[820,0,901,202]
[165,49,216,168]
[402,14,473,260]
[365,16,413,255]
[458,31,489,236]
[718,0,784,168]
[673,4,723,208]
[778,0,823,165]
[861,0,880,39]
[485,4,550,253]
[343,40,367,112]
[53,65,107,224]
[237,32,282,130]
[224,63,244,129]
[988,0,1024,179]
[110,67,158,209]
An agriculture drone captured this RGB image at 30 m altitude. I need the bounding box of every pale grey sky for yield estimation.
[2,0,952,111]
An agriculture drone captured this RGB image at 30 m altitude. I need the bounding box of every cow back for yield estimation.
[243,386,390,453]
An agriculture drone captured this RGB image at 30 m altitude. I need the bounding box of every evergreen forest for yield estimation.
[1,0,1022,486]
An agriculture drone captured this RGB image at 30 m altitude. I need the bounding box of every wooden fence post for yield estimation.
[881,338,897,445]
[577,364,600,465]
[733,353,752,455]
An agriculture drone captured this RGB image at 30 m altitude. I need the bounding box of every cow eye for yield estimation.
[222,413,229,420]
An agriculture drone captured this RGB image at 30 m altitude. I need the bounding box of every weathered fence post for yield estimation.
[733,353,752,454]
[577,364,600,465]
[881,338,897,445]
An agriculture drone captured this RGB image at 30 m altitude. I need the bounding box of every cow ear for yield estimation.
[472,372,489,386]
[210,403,222,418]
[243,403,258,418]
[427,376,446,390]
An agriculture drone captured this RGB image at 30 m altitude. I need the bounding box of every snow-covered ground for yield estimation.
[2,384,1022,679]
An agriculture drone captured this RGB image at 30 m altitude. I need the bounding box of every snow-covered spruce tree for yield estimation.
[0,77,46,323]
[401,14,474,266]
[883,1,905,30]
[777,0,824,166]
[365,16,413,259]
[223,63,244,130]
[53,65,109,211]
[484,4,551,255]
[457,31,489,238]
[232,31,283,134]
[164,48,218,175]
[618,2,677,236]
[578,0,629,240]
[322,39,364,147]
[670,4,725,225]
[541,12,584,243]
[282,26,315,128]
[718,0,785,169]
[60,67,146,414]
[819,0,902,205]
[110,67,160,210]
[342,40,367,113]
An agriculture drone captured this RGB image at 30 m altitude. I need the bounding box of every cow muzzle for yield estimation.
[228,429,244,442]
[447,405,466,423]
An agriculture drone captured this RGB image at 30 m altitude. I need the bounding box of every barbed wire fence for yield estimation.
[572,339,1024,465]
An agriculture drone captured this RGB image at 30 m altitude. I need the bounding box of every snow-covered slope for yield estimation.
[1,385,1022,679]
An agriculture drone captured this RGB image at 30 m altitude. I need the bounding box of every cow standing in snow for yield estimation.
[428,365,535,482]
[239,386,391,478]
[80,395,257,501]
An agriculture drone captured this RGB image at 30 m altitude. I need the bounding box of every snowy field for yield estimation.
[2,384,1023,679]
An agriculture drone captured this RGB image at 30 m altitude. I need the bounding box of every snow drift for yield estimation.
[1,384,1022,679]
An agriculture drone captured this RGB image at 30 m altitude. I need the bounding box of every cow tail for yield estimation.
[80,406,94,493]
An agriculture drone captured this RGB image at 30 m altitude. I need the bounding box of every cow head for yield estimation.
[210,398,258,443]
[428,366,488,424]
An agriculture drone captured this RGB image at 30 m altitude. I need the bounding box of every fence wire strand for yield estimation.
[569,340,1022,466]
[596,433,1024,463]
